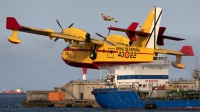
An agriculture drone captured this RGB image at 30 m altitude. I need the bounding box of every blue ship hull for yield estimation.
[92,88,200,110]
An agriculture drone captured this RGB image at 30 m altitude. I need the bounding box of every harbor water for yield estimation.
[0,93,198,112]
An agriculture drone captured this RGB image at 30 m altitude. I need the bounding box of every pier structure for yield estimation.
[23,79,107,108]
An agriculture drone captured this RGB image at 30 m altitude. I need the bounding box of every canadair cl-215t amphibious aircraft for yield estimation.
[6,7,194,69]
[101,13,118,23]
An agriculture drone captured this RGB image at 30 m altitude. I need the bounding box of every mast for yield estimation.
[196,57,198,69]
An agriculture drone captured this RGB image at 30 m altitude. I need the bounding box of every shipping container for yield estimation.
[48,92,66,101]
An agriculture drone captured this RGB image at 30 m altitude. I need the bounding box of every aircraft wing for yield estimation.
[155,48,183,55]
[6,17,104,45]
[154,46,194,56]
[90,39,104,45]
[46,32,85,41]
[51,33,104,45]
[154,46,194,69]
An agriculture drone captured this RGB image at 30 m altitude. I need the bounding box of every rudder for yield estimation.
[144,7,162,49]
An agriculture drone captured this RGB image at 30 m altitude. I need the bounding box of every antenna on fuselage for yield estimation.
[196,57,198,69]
[107,25,112,36]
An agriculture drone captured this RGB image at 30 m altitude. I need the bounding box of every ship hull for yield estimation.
[3,91,24,94]
[93,88,200,110]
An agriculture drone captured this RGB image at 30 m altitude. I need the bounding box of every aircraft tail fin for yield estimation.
[141,7,162,49]
[108,7,162,48]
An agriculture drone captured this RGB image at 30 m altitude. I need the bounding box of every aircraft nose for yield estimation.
[63,47,70,51]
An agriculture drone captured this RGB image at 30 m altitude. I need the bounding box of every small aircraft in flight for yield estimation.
[6,6,194,70]
[101,13,118,23]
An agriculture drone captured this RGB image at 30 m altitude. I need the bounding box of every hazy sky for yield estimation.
[0,0,200,92]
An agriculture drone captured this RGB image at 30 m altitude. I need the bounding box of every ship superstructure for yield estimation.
[105,54,170,91]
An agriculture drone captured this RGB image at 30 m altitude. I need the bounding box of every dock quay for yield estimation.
[22,99,99,108]
[22,78,108,108]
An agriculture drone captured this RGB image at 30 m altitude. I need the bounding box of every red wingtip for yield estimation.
[6,17,21,30]
[180,46,194,56]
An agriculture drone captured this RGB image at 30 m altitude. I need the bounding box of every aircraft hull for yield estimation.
[62,57,149,69]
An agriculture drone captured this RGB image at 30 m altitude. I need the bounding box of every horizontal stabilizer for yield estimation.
[108,22,138,32]
[108,26,133,32]
[157,27,185,46]
[180,46,194,56]
[108,27,149,37]
[108,22,140,42]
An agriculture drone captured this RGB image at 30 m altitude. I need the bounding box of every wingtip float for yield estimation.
[171,46,194,69]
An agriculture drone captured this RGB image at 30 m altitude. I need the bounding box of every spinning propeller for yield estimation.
[54,20,74,42]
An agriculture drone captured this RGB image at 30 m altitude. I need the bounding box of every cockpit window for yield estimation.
[66,43,70,48]
[64,43,70,50]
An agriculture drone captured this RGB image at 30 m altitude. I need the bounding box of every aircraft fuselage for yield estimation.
[62,42,154,69]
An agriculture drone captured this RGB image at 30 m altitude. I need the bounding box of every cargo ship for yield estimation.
[3,87,24,94]
[92,55,200,110]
